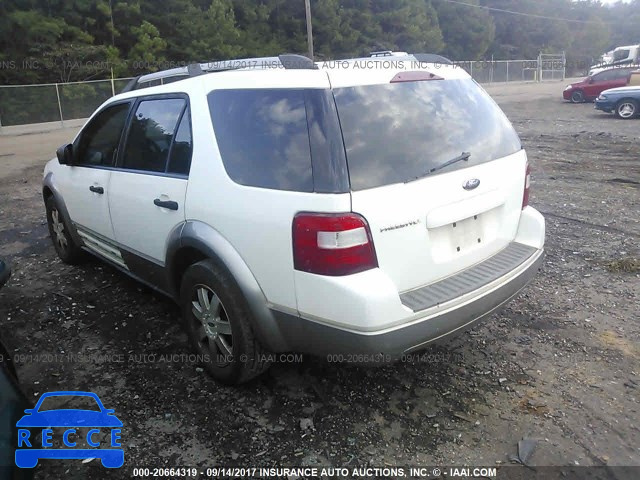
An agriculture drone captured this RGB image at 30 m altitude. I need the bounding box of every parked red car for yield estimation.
[563,67,635,103]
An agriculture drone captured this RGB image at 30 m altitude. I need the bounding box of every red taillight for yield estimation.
[292,213,378,276]
[522,162,531,209]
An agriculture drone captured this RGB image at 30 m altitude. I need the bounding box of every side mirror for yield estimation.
[588,77,594,84]
[56,144,74,165]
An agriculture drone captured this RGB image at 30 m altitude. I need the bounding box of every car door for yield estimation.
[611,68,633,88]
[586,71,611,98]
[57,101,131,266]
[108,95,192,287]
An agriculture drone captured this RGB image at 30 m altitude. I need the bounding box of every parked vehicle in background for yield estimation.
[563,67,636,103]
[595,86,640,119]
[589,45,640,75]
[43,52,545,384]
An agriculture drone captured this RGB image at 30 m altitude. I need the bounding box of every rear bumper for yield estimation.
[272,246,544,356]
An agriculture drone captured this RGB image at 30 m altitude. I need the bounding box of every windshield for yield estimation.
[332,78,522,190]
[614,49,630,62]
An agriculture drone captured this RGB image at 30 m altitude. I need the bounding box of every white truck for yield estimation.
[590,45,640,76]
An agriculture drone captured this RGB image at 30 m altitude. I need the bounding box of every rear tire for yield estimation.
[45,196,85,264]
[570,90,585,103]
[615,99,638,119]
[180,259,271,384]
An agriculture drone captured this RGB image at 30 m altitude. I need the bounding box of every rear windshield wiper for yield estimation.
[405,152,471,183]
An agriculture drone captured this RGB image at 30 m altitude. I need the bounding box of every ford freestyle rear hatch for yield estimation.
[330,70,527,293]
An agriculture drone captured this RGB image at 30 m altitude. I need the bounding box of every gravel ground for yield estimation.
[0,80,638,478]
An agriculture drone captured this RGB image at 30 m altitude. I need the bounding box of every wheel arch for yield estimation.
[42,185,54,201]
[165,221,289,352]
[42,172,83,246]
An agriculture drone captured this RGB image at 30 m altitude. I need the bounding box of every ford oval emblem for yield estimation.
[463,178,481,191]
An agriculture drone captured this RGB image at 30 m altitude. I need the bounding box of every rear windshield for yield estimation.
[333,78,522,190]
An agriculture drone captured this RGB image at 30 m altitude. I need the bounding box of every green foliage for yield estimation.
[0,0,639,84]
[173,0,243,61]
[434,0,494,60]
[129,20,167,71]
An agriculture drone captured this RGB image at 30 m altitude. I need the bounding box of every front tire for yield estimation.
[45,196,85,264]
[180,260,271,384]
[570,90,585,103]
[615,99,638,119]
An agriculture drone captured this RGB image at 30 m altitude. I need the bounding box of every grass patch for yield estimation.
[605,257,640,274]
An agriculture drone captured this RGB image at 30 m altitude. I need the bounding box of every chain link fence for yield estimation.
[457,53,566,84]
[0,54,566,132]
[0,78,132,129]
[456,59,544,83]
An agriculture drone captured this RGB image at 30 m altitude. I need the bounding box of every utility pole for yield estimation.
[305,0,314,60]
[109,0,116,48]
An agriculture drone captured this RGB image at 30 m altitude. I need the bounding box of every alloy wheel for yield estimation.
[191,285,233,365]
[618,102,636,119]
[51,209,68,252]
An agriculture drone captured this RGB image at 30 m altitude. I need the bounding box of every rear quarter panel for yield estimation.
[184,72,351,312]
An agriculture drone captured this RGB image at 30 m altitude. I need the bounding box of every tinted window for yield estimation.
[121,98,186,173]
[167,107,192,175]
[304,90,349,193]
[594,69,629,82]
[614,49,630,62]
[75,103,130,166]
[333,79,522,190]
[614,68,633,79]
[208,89,313,192]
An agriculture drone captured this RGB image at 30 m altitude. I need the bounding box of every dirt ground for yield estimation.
[0,80,639,479]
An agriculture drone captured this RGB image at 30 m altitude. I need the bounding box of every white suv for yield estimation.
[43,53,545,384]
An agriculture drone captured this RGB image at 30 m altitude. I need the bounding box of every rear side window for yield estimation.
[594,69,629,82]
[208,89,313,192]
[616,68,633,79]
[121,98,187,173]
[333,79,522,190]
[167,107,193,175]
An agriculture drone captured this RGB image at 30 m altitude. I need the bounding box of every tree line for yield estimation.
[1,0,639,84]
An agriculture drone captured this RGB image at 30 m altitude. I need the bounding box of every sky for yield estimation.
[599,0,632,4]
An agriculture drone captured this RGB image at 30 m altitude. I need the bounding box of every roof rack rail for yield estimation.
[370,50,409,57]
[120,54,317,93]
[412,53,454,65]
[121,76,141,93]
[187,63,204,77]
[278,54,317,70]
